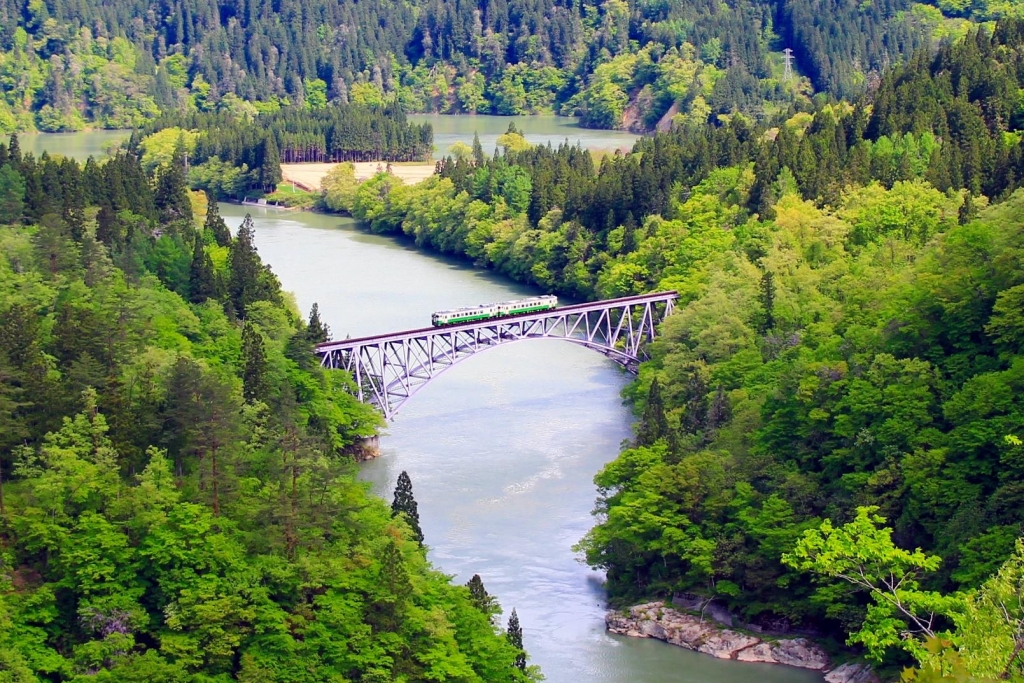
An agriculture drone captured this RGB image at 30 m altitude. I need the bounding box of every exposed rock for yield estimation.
[772,638,830,670]
[607,602,830,671]
[825,662,881,683]
[735,642,775,664]
[655,101,680,133]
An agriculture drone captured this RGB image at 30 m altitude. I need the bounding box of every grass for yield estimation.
[264,182,319,209]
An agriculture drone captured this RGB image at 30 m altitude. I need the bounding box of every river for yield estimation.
[30,127,822,683]
[217,206,822,683]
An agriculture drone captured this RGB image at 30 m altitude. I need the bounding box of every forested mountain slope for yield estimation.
[0,138,535,681]
[0,0,1018,133]
[338,20,1024,674]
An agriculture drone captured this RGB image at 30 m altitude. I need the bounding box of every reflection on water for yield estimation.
[409,114,640,159]
[219,204,822,683]
[21,129,130,160]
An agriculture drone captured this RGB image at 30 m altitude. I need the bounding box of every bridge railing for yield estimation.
[315,291,678,419]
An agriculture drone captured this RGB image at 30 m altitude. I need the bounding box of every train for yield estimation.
[431,295,558,326]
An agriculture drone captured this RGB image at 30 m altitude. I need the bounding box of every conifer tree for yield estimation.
[391,470,424,544]
[229,215,263,316]
[204,194,232,247]
[95,205,118,247]
[466,574,497,615]
[155,142,192,224]
[258,136,282,191]
[507,608,526,671]
[189,234,217,304]
[472,132,485,166]
[241,322,268,404]
[636,378,669,446]
[759,271,776,333]
[60,159,85,241]
[7,133,20,168]
[306,303,330,343]
[0,165,25,225]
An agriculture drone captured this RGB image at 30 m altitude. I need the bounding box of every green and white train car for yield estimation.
[431,295,558,327]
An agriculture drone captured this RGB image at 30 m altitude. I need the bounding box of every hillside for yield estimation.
[341,20,1024,675]
[0,0,1018,133]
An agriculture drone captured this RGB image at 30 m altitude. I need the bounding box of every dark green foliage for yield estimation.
[507,608,526,672]
[241,322,268,404]
[187,233,216,304]
[0,151,526,680]
[0,163,25,224]
[391,470,424,544]
[759,271,776,333]
[467,574,498,615]
[203,194,232,247]
[636,378,669,447]
[228,214,274,317]
[154,146,192,224]
[306,303,331,344]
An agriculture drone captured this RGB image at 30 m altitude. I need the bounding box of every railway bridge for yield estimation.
[315,291,678,420]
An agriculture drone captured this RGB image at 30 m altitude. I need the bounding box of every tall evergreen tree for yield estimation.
[204,194,232,247]
[229,215,263,316]
[189,234,217,304]
[306,303,330,343]
[60,159,85,241]
[759,271,776,333]
[466,574,497,615]
[241,322,269,404]
[0,165,25,225]
[391,470,424,544]
[472,132,485,166]
[506,608,526,672]
[155,142,192,224]
[95,205,119,248]
[636,378,669,447]
[7,133,20,168]
[258,136,282,191]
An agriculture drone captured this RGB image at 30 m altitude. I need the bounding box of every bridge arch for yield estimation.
[316,292,677,420]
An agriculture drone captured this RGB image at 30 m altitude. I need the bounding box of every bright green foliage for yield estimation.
[320,162,359,213]
[0,145,534,680]
[783,507,952,661]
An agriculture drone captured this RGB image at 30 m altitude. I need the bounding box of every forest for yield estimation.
[0,135,538,681]
[1,0,1021,133]
[336,20,1024,677]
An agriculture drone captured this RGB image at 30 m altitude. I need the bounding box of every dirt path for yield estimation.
[281,162,436,191]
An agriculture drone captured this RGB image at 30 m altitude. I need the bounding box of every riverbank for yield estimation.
[607,603,878,683]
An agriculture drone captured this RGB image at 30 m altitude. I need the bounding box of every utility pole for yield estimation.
[783,48,794,82]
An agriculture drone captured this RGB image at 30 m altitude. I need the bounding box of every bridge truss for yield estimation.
[316,291,678,420]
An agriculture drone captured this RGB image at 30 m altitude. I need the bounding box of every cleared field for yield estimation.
[281,162,436,191]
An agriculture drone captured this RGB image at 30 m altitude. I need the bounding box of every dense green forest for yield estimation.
[334,20,1024,676]
[1,0,1022,133]
[0,137,538,681]
[129,103,433,198]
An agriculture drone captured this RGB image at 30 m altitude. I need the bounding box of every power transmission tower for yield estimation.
[783,48,794,82]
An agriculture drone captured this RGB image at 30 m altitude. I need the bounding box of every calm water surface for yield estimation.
[218,204,822,683]
[409,114,640,159]
[23,116,634,163]
[22,129,130,160]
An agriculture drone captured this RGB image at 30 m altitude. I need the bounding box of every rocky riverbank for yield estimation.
[607,602,878,682]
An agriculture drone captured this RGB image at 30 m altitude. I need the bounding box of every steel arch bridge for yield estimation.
[315,291,678,420]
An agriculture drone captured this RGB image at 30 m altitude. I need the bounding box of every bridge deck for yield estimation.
[314,291,679,353]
